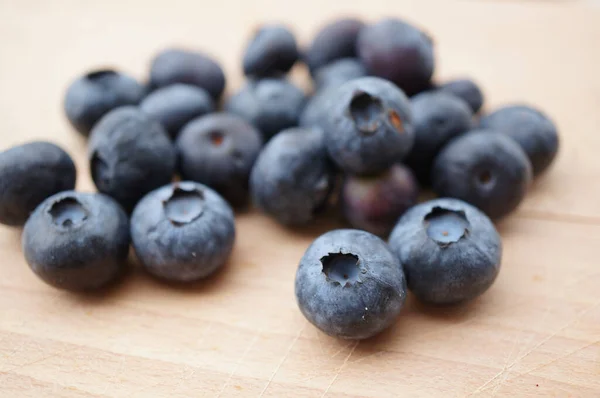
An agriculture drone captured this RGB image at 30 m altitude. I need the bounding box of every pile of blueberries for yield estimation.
[0,17,559,340]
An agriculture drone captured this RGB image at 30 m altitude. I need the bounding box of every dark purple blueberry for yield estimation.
[88,107,176,212]
[305,18,365,73]
[405,92,473,185]
[318,77,414,175]
[22,191,130,291]
[341,164,418,237]
[250,127,335,225]
[479,105,559,176]
[389,198,502,304]
[131,181,235,282]
[295,229,407,339]
[64,69,145,136]
[176,113,263,208]
[149,48,226,100]
[243,24,299,77]
[431,130,533,219]
[139,84,214,139]
[0,142,76,226]
[438,78,484,113]
[224,77,306,141]
[313,58,367,91]
[357,18,434,96]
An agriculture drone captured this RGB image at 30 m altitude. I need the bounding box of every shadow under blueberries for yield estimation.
[287,207,348,239]
[405,292,484,323]
[129,252,233,296]
[320,296,422,354]
[61,260,136,306]
[317,305,416,363]
[358,310,414,351]
[231,200,255,216]
[349,291,484,351]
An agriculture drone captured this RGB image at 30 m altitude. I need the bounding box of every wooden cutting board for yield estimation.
[1,0,599,396]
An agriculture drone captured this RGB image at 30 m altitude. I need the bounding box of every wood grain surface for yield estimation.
[1,0,599,396]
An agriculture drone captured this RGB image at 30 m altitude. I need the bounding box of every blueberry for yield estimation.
[225,77,306,141]
[295,229,407,339]
[431,130,533,219]
[479,105,559,176]
[357,18,434,96]
[243,24,299,77]
[341,164,418,237]
[405,92,473,185]
[299,85,338,128]
[131,181,235,282]
[313,58,367,91]
[139,84,214,139]
[388,198,502,304]
[406,80,437,98]
[22,191,130,291]
[149,48,226,100]
[250,127,335,225]
[176,113,263,208]
[305,18,365,73]
[301,59,366,129]
[88,106,176,212]
[318,77,414,175]
[438,78,484,114]
[0,142,76,226]
[64,69,145,136]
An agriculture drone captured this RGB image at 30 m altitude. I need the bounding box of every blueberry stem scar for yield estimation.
[48,197,88,228]
[423,207,470,246]
[320,252,362,286]
[209,131,225,146]
[163,186,205,225]
[388,110,404,133]
[349,91,383,134]
[478,170,493,185]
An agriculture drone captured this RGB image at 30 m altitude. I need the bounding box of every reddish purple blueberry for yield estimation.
[341,164,419,237]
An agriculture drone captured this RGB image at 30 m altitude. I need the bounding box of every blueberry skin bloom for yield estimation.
[295,229,407,340]
[305,18,365,73]
[431,130,533,219]
[405,92,473,185]
[357,18,434,96]
[243,24,299,77]
[250,127,335,225]
[438,78,484,114]
[313,58,367,91]
[299,85,338,128]
[341,164,419,238]
[0,142,76,226]
[479,105,559,176]
[176,113,263,208]
[88,107,176,212]
[131,182,235,282]
[139,84,214,139]
[320,77,414,175]
[389,198,502,304]
[149,48,226,100]
[225,77,306,141]
[64,69,146,136]
[22,191,130,291]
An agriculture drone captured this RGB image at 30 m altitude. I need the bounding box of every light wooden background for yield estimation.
[0,0,599,396]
